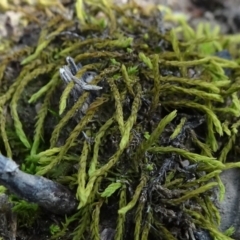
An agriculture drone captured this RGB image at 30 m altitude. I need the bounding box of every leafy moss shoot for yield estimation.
[1,0,240,239]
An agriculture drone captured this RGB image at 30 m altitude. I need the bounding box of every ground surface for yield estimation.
[1,0,240,240]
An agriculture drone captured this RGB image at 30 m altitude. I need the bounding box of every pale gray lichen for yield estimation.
[59,56,102,92]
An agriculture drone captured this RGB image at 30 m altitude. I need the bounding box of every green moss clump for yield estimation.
[1,0,240,239]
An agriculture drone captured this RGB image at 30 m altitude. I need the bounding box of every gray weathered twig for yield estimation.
[0,154,78,215]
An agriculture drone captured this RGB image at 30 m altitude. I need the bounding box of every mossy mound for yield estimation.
[1,1,240,239]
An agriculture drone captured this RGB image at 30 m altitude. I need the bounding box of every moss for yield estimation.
[1,0,240,239]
